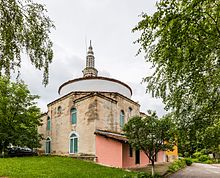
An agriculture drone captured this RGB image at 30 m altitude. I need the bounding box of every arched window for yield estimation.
[45,137,51,154]
[71,108,77,124]
[57,106,62,113]
[69,132,78,154]
[120,110,125,128]
[47,116,51,130]
[128,107,132,118]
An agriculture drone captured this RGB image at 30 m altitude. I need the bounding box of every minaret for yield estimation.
[82,40,98,77]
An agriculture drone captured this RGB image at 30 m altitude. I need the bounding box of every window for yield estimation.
[128,107,132,118]
[47,116,51,130]
[129,145,133,157]
[45,137,51,154]
[69,132,78,154]
[57,106,62,113]
[71,108,77,124]
[120,110,125,128]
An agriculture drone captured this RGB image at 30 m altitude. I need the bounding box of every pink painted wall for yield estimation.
[96,135,123,167]
[122,143,165,168]
[157,151,165,162]
[96,135,165,168]
[122,143,150,168]
[122,143,135,168]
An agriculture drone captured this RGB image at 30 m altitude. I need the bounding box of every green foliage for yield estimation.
[0,0,54,85]
[0,76,42,152]
[123,111,176,176]
[198,155,210,162]
[204,160,213,164]
[0,156,137,178]
[168,159,186,173]
[191,158,199,163]
[133,0,220,155]
[203,120,220,153]
[184,158,193,166]
[191,151,213,163]
[135,172,161,178]
[192,152,203,159]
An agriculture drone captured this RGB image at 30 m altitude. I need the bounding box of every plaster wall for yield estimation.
[96,135,123,167]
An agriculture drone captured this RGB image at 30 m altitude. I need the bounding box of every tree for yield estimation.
[123,111,176,176]
[203,119,220,155]
[133,0,220,154]
[0,76,42,156]
[0,0,54,85]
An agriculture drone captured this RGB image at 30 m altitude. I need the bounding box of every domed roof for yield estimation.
[58,41,133,98]
[58,76,132,98]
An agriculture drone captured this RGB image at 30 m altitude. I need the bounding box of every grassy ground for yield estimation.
[0,156,137,178]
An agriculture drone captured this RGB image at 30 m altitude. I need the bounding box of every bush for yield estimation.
[204,160,213,164]
[191,158,199,163]
[137,172,152,178]
[168,159,186,173]
[153,173,162,178]
[185,158,193,166]
[135,172,162,178]
[192,152,202,159]
[198,155,210,162]
[184,152,190,157]
[178,153,183,157]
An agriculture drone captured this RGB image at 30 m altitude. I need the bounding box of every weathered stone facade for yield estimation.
[38,91,140,156]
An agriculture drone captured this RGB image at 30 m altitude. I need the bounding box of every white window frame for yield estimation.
[69,132,79,154]
[45,137,51,154]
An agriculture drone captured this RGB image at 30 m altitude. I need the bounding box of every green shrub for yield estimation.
[198,155,209,162]
[204,160,213,164]
[153,173,162,178]
[135,172,162,178]
[192,152,202,159]
[178,153,183,157]
[184,152,189,157]
[191,158,199,163]
[137,172,152,178]
[168,159,186,173]
[185,158,193,166]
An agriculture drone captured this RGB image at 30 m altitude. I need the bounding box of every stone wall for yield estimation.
[38,91,140,156]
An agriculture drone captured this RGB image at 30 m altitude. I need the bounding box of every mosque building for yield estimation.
[38,42,166,168]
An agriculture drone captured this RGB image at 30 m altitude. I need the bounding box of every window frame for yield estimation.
[70,108,77,125]
[57,106,62,114]
[46,116,51,131]
[69,132,79,154]
[120,110,125,128]
[45,137,51,154]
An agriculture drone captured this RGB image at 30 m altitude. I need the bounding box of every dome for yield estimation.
[58,76,132,98]
[58,41,132,98]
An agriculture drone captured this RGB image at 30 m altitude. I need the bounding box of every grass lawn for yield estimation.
[0,156,137,178]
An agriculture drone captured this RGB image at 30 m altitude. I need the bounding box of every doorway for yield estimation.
[135,149,140,164]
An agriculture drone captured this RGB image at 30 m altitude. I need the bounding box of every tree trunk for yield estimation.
[151,159,155,176]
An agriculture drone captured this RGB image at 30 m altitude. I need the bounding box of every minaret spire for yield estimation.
[82,40,98,77]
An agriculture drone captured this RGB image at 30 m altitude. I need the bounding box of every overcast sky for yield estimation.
[19,0,167,117]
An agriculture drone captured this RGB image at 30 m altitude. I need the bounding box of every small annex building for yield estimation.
[38,42,166,168]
